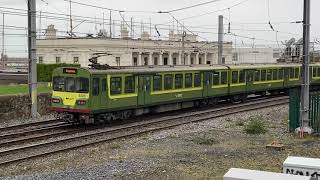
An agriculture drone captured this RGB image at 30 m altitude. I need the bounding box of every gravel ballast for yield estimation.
[1,104,320,179]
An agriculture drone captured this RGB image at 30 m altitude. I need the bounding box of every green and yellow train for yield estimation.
[51,64,320,124]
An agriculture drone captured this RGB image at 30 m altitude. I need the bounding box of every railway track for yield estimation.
[0,95,289,166]
[0,119,64,135]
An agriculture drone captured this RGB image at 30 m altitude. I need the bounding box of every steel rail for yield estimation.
[0,96,288,166]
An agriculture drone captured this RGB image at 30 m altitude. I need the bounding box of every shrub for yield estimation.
[244,116,267,134]
[37,63,80,82]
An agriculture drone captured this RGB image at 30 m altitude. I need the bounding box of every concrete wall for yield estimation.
[232,47,277,64]
[0,93,51,121]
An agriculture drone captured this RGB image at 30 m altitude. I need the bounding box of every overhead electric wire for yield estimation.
[159,0,222,13]
[65,0,157,13]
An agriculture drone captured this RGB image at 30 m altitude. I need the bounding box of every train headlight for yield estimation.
[52,98,61,104]
[77,100,87,106]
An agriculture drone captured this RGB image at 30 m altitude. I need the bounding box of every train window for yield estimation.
[164,74,173,90]
[232,71,238,84]
[261,70,267,81]
[185,73,193,88]
[294,68,299,79]
[273,69,278,80]
[289,68,295,79]
[92,78,100,96]
[110,77,122,95]
[267,69,272,81]
[279,69,284,79]
[194,73,201,87]
[175,74,183,89]
[254,70,260,81]
[53,76,65,91]
[76,78,89,93]
[101,78,107,92]
[313,67,317,77]
[65,77,76,92]
[239,70,245,83]
[317,68,320,77]
[153,75,162,91]
[125,76,135,93]
[212,72,220,85]
[221,71,228,85]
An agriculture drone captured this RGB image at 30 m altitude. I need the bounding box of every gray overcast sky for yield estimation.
[1,0,320,57]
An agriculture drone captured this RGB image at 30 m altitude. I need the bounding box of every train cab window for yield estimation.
[239,70,245,83]
[267,69,272,81]
[279,69,284,79]
[66,77,76,92]
[272,69,278,80]
[76,78,89,93]
[221,71,228,85]
[101,78,107,92]
[261,70,267,81]
[289,68,295,79]
[53,76,65,91]
[185,73,193,88]
[110,77,122,95]
[194,73,201,87]
[232,71,238,84]
[212,72,220,85]
[153,75,162,91]
[175,74,183,89]
[254,70,260,81]
[164,74,173,90]
[125,76,135,93]
[294,68,299,79]
[92,78,100,96]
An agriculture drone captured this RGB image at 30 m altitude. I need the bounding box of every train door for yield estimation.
[138,75,151,106]
[91,76,102,108]
[203,71,211,97]
[283,67,290,87]
[100,77,108,108]
[245,69,255,93]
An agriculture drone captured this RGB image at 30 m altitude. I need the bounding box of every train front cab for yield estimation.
[51,67,91,123]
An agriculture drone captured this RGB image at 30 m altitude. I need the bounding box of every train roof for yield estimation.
[84,63,304,74]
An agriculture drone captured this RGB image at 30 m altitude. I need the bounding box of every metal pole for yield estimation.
[109,11,112,38]
[69,0,73,37]
[28,0,38,119]
[182,31,186,64]
[299,0,312,134]
[1,13,4,68]
[218,15,224,64]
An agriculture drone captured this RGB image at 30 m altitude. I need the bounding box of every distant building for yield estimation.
[36,25,233,67]
[232,47,277,64]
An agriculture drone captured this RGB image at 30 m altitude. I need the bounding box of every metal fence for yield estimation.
[289,88,320,133]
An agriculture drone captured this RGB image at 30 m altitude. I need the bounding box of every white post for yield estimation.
[195,53,199,64]
[205,52,208,64]
[159,53,163,65]
[138,52,142,66]
[187,53,191,65]
[148,52,153,65]
[168,52,173,65]
[178,51,182,65]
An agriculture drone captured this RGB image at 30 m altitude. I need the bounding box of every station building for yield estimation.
[36,25,233,67]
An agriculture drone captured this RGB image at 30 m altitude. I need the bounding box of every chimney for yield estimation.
[45,25,57,39]
[141,31,150,40]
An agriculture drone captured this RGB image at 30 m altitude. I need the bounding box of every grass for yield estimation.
[244,116,268,134]
[190,135,218,145]
[0,84,52,95]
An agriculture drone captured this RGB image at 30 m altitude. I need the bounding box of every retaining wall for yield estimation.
[0,93,52,121]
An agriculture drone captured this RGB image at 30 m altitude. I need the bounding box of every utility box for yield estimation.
[224,168,310,180]
[284,156,320,179]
